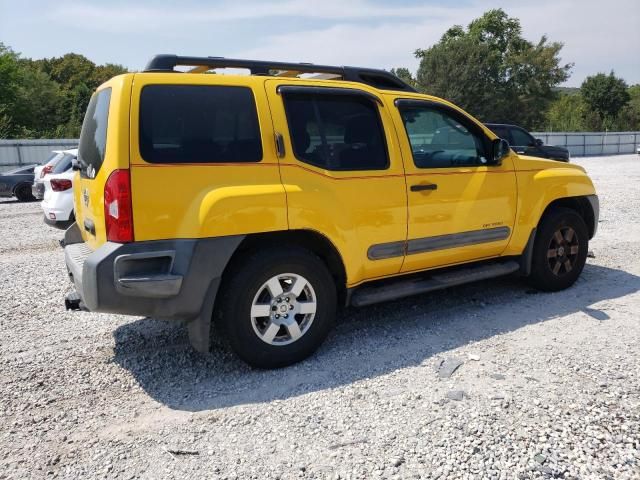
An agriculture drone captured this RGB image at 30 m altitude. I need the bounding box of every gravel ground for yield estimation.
[1,155,639,480]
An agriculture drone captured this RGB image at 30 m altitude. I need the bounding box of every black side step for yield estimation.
[350,260,520,307]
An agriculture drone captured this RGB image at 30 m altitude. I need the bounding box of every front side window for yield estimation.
[510,127,535,147]
[282,91,388,171]
[78,88,111,177]
[398,104,487,168]
[139,85,262,164]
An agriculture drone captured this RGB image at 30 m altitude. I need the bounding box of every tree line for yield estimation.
[0,43,127,138]
[1,9,639,138]
[391,9,639,132]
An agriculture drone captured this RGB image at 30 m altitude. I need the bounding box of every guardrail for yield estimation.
[0,139,78,172]
[531,131,639,157]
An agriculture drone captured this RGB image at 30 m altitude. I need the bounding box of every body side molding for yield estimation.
[367,226,512,260]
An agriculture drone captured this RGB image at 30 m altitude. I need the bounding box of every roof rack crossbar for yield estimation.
[143,54,417,92]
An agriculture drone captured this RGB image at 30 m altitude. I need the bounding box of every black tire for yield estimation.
[14,183,34,202]
[215,246,337,368]
[527,207,589,291]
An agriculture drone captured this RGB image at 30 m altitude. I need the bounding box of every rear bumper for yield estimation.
[32,182,45,199]
[42,196,74,222]
[63,223,244,320]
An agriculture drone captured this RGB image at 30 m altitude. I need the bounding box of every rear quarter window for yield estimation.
[78,88,112,178]
[139,85,262,164]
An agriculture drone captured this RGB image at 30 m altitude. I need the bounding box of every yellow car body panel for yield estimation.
[503,156,597,256]
[72,72,597,288]
[127,73,287,241]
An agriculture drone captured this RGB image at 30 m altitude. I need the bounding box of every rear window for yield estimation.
[139,85,262,164]
[78,88,111,178]
[52,154,75,174]
[42,151,61,166]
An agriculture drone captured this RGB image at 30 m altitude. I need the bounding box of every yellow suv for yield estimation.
[63,55,599,368]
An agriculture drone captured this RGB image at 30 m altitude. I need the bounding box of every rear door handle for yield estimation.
[410,183,438,192]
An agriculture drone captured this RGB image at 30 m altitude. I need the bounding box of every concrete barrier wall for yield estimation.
[0,139,78,172]
[531,132,640,157]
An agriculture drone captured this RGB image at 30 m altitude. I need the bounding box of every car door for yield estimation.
[264,80,408,286]
[390,97,518,272]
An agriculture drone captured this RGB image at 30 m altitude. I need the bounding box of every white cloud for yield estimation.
[233,0,640,85]
[13,0,640,85]
[47,0,476,32]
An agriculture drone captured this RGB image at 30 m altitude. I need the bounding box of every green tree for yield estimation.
[0,43,21,135]
[91,63,128,89]
[11,63,64,137]
[414,9,572,129]
[581,72,631,129]
[546,94,586,131]
[1,48,129,138]
[616,84,640,131]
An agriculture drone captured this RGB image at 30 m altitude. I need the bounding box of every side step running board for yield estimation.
[350,260,520,307]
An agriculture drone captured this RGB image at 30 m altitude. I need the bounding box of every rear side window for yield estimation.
[78,88,111,178]
[282,92,388,171]
[139,85,262,164]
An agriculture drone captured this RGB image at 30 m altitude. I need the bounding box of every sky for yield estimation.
[1,0,639,87]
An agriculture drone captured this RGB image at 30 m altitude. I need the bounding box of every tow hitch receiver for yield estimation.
[65,291,84,311]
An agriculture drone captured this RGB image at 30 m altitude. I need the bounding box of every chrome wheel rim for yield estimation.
[547,226,579,277]
[250,273,317,346]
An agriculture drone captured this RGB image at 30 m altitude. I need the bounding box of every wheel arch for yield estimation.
[225,229,348,305]
[540,195,597,239]
[520,195,597,276]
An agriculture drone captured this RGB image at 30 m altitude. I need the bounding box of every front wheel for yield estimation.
[527,207,589,291]
[215,247,337,368]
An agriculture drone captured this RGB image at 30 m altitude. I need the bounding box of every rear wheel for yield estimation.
[216,247,337,368]
[527,207,588,291]
[14,183,34,202]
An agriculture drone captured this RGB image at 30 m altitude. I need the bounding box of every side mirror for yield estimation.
[490,138,510,165]
[535,138,544,147]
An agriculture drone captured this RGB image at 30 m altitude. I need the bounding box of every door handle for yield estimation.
[274,132,285,158]
[410,183,438,192]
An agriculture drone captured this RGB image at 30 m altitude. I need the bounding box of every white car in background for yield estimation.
[32,149,77,200]
[41,149,78,229]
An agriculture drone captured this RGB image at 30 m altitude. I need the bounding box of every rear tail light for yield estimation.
[104,169,134,243]
[50,179,72,191]
[41,165,53,178]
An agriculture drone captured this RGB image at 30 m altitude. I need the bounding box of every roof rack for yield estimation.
[143,54,417,93]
